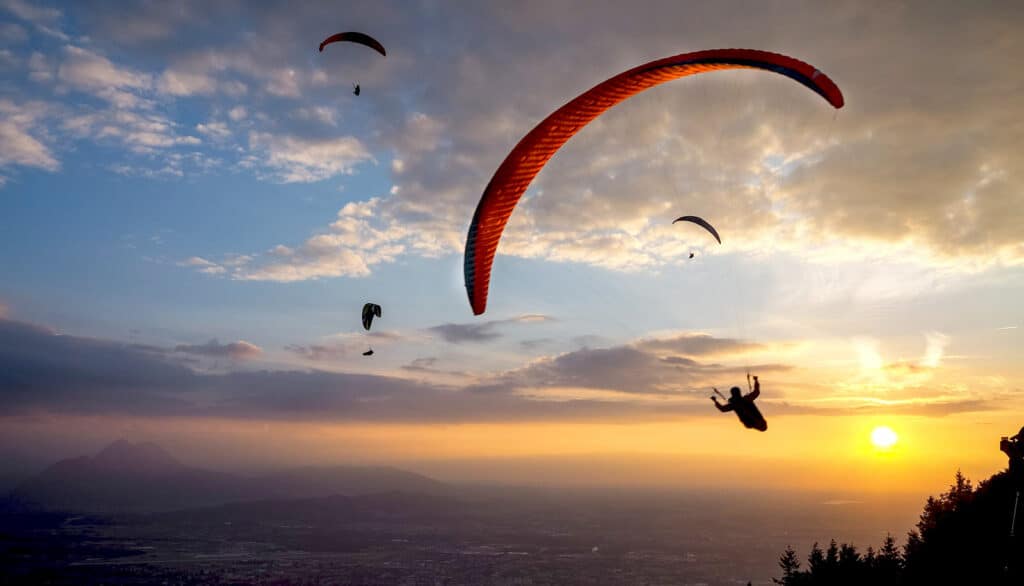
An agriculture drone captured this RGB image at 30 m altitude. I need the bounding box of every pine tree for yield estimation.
[807,541,825,574]
[773,545,801,585]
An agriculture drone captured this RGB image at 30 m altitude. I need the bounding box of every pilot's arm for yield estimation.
[745,376,760,401]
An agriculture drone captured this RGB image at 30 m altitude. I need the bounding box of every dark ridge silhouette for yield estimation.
[774,450,1024,584]
[9,440,446,513]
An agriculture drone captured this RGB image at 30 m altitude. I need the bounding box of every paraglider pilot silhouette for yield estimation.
[1002,425,1024,478]
[712,375,767,431]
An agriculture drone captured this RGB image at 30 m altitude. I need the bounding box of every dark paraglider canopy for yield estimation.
[353,83,361,96]
[362,303,381,331]
[362,348,374,356]
[318,32,387,56]
[673,215,722,244]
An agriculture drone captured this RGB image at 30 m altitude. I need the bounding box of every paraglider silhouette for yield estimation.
[318,31,385,96]
[353,83,361,96]
[318,32,387,56]
[673,215,722,244]
[712,375,767,431]
[361,303,381,356]
[362,303,381,330]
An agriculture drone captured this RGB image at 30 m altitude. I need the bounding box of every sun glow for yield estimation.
[870,426,899,449]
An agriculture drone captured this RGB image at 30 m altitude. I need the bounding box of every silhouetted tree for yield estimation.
[775,468,1024,585]
[773,545,801,585]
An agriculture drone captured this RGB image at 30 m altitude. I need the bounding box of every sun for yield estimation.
[870,426,899,449]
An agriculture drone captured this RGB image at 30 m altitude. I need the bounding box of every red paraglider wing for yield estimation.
[464,49,843,315]
[318,32,386,57]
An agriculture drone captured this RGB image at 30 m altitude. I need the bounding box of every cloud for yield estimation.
[0,23,28,44]
[520,338,555,350]
[284,330,405,363]
[490,345,789,396]
[920,331,950,369]
[2,0,60,25]
[284,344,348,362]
[228,106,247,121]
[429,323,502,344]
[291,106,338,127]
[181,1,1024,284]
[157,69,218,96]
[0,316,1004,423]
[0,316,709,423]
[247,131,372,183]
[636,333,765,357]
[173,339,263,360]
[58,46,153,109]
[0,100,59,173]
[195,199,410,282]
[196,121,231,140]
[428,314,555,344]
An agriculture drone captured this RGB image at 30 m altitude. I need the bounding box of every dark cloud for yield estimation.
[0,317,703,423]
[637,333,764,357]
[520,337,555,350]
[401,357,438,372]
[174,339,262,360]
[428,322,502,344]
[284,343,346,361]
[428,314,554,344]
[0,317,997,423]
[482,338,791,396]
[0,319,199,416]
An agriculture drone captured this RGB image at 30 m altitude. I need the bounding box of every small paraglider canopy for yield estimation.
[353,83,361,96]
[318,32,387,56]
[673,216,722,244]
[362,303,381,330]
[363,348,374,356]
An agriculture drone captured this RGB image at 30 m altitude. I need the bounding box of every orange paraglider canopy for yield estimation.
[463,49,843,315]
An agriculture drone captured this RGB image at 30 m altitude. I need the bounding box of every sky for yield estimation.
[1,0,1022,495]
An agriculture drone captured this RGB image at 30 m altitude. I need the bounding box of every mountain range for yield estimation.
[8,440,446,513]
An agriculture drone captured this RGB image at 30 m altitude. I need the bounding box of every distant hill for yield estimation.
[9,440,446,513]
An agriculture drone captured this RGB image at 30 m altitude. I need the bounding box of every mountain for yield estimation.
[9,440,446,513]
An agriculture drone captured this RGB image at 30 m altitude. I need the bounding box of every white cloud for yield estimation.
[921,332,950,369]
[157,69,218,96]
[235,199,405,281]
[177,256,226,275]
[2,0,60,25]
[57,46,153,109]
[196,121,230,140]
[228,106,247,121]
[27,51,52,82]
[291,106,338,126]
[0,100,59,173]
[247,131,372,183]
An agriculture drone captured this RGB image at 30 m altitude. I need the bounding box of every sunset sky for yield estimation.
[1,0,1021,495]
